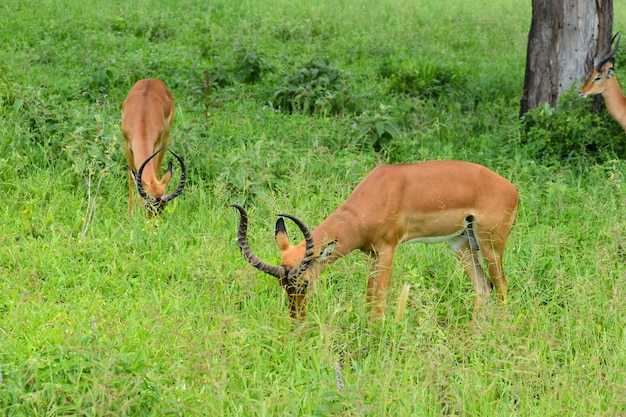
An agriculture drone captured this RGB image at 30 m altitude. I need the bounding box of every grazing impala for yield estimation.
[579,33,626,131]
[232,160,519,321]
[122,79,186,215]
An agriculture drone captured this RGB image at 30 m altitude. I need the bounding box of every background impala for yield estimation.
[232,160,519,321]
[122,78,186,215]
[579,33,626,131]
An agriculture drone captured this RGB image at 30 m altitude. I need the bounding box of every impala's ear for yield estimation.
[275,217,291,251]
[607,68,615,78]
[318,239,338,262]
[162,160,173,184]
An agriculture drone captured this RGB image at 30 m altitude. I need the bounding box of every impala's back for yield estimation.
[122,79,185,215]
[122,79,174,196]
[329,160,518,252]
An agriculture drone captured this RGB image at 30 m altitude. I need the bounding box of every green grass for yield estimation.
[1,0,626,415]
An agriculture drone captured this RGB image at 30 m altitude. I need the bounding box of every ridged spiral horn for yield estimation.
[595,32,622,71]
[230,204,285,278]
[135,148,186,205]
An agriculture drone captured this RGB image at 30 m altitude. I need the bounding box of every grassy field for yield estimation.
[1,0,625,415]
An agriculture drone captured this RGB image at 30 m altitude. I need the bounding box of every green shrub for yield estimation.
[269,58,358,116]
[353,104,401,152]
[1,345,161,416]
[2,85,72,160]
[521,91,626,163]
[108,11,176,42]
[380,58,468,100]
[232,46,272,84]
[82,63,119,99]
[204,63,235,90]
[216,140,285,205]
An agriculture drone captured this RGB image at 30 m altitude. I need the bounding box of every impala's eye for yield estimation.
[594,76,602,82]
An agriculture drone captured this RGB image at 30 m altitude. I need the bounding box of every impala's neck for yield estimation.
[603,75,626,131]
[293,205,364,267]
[131,150,164,194]
[132,155,173,203]
[142,177,166,197]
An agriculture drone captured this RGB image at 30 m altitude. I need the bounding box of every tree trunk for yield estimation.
[520,0,613,116]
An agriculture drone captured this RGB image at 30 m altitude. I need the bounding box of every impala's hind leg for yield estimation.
[478,239,508,307]
[450,232,490,321]
[472,214,511,309]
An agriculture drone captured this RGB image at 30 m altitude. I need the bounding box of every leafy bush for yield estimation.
[269,58,358,116]
[204,63,235,90]
[1,345,161,416]
[2,85,72,160]
[216,140,285,205]
[353,104,401,152]
[82,63,119,99]
[521,91,626,162]
[380,58,468,100]
[110,13,176,42]
[273,18,334,42]
[232,47,272,84]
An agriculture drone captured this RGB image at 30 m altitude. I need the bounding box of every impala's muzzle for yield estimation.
[144,197,166,215]
[280,270,310,295]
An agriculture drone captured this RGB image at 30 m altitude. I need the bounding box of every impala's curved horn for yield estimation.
[610,32,622,56]
[135,147,163,205]
[136,148,186,206]
[276,213,315,279]
[160,149,186,203]
[231,204,285,278]
[595,32,622,70]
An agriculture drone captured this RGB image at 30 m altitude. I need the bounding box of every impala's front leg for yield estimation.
[366,249,396,319]
[365,250,378,306]
[127,171,135,213]
[124,141,136,214]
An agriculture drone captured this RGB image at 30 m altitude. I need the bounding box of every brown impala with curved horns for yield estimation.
[579,33,626,131]
[122,78,186,216]
[232,160,519,321]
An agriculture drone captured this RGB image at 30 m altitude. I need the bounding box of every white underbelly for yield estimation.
[402,228,466,245]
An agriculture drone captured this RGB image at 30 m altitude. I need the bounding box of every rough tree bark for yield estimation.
[520,0,613,116]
